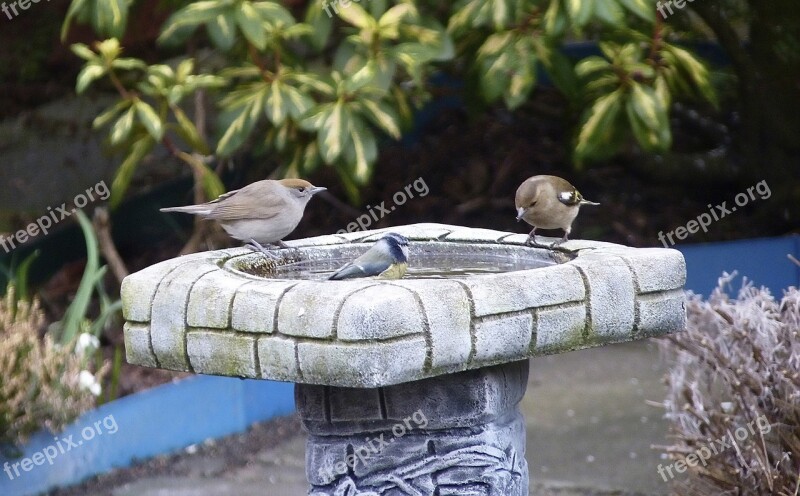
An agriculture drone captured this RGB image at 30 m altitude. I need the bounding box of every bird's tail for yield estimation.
[159,205,212,216]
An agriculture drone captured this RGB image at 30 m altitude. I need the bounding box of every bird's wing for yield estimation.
[556,188,582,206]
[207,184,287,221]
[328,250,393,280]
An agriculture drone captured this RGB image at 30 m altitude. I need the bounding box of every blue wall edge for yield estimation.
[0,236,796,496]
[0,375,295,496]
[676,235,800,297]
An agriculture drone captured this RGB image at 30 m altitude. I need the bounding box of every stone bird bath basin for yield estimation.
[122,223,686,495]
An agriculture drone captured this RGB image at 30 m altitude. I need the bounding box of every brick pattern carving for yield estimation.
[122,223,686,388]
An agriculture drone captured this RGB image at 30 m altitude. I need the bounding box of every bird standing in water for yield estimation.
[515,175,599,247]
[328,233,410,280]
[160,178,326,256]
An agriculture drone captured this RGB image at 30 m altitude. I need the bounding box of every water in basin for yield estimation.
[233,242,560,280]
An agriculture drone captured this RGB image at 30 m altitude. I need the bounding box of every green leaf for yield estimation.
[283,85,314,119]
[303,1,332,50]
[57,210,103,344]
[173,106,210,154]
[93,99,133,129]
[576,56,611,78]
[576,89,624,159]
[504,37,535,109]
[344,61,377,93]
[654,75,671,109]
[110,106,136,145]
[566,0,593,27]
[535,43,578,100]
[318,100,351,162]
[298,102,334,131]
[338,3,374,30]
[358,99,401,139]
[176,59,194,81]
[207,13,238,50]
[236,1,268,49]
[251,1,295,26]
[71,43,96,61]
[216,87,266,156]
[134,100,165,141]
[626,82,671,150]
[292,72,337,96]
[491,0,511,29]
[110,135,155,208]
[480,51,512,102]
[378,3,415,35]
[477,31,514,58]
[665,45,718,106]
[96,38,122,60]
[347,118,377,183]
[543,0,567,37]
[61,0,88,41]
[76,63,107,94]
[104,0,129,38]
[265,81,288,125]
[160,1,227,43]
[617,0,655,22]
[594,0,624,25]
[112,58,146,71]
[628,82,665,130]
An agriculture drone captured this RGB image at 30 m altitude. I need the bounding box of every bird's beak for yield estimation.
[516,207,525,222]
[580,200,600,206]
[310,187,327,195]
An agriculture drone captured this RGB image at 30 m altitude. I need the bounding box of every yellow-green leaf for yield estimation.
[76,63,107,94]
[338,3,374,30]
[576,89,624,158]
[236,2,267,49]
[134,100,164,141]
[110,106,136,145]
[173,106,210,154]
[110,136,154,208]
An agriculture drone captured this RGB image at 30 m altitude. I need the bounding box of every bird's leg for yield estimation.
[550,229,570,248]
[525,228,547,248]
[245,239,280,259]
[275,239,303,259]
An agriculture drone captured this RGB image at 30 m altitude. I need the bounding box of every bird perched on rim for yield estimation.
[515,175,599,247]
[160,178,326,256]
[328,233,409,280]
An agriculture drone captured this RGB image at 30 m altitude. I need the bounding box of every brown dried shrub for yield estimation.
[0,287,107,452]
[660,273,800,495]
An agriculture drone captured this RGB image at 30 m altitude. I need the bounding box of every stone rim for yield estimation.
[122,223,686,388]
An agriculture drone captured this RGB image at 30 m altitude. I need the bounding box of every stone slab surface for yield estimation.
[122,224,686,387]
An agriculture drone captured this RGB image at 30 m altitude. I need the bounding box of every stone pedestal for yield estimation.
[299,361,529,496]
[120,223,688,495]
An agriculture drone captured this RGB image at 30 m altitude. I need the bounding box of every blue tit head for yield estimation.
[380,233,409,263]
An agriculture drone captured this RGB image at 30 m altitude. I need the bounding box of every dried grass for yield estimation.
[659,273,800,495]
[0,287,107,452]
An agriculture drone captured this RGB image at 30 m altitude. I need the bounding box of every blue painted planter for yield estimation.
[677,235,800,296]
[0,376,294,496]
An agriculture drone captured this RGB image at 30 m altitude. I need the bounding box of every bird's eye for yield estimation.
[298,187,306,193]
[529,201,537,208]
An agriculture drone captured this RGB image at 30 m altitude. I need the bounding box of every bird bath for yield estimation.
[122,223,686,495]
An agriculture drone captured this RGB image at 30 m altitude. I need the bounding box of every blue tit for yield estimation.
[328,233,410,280]
[515,175,599,247]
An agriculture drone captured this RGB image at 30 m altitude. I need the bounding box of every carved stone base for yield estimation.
[297,361,530,496]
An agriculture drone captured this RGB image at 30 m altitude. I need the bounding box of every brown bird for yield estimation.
[515,175,599,247]
[160,178,326,255]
